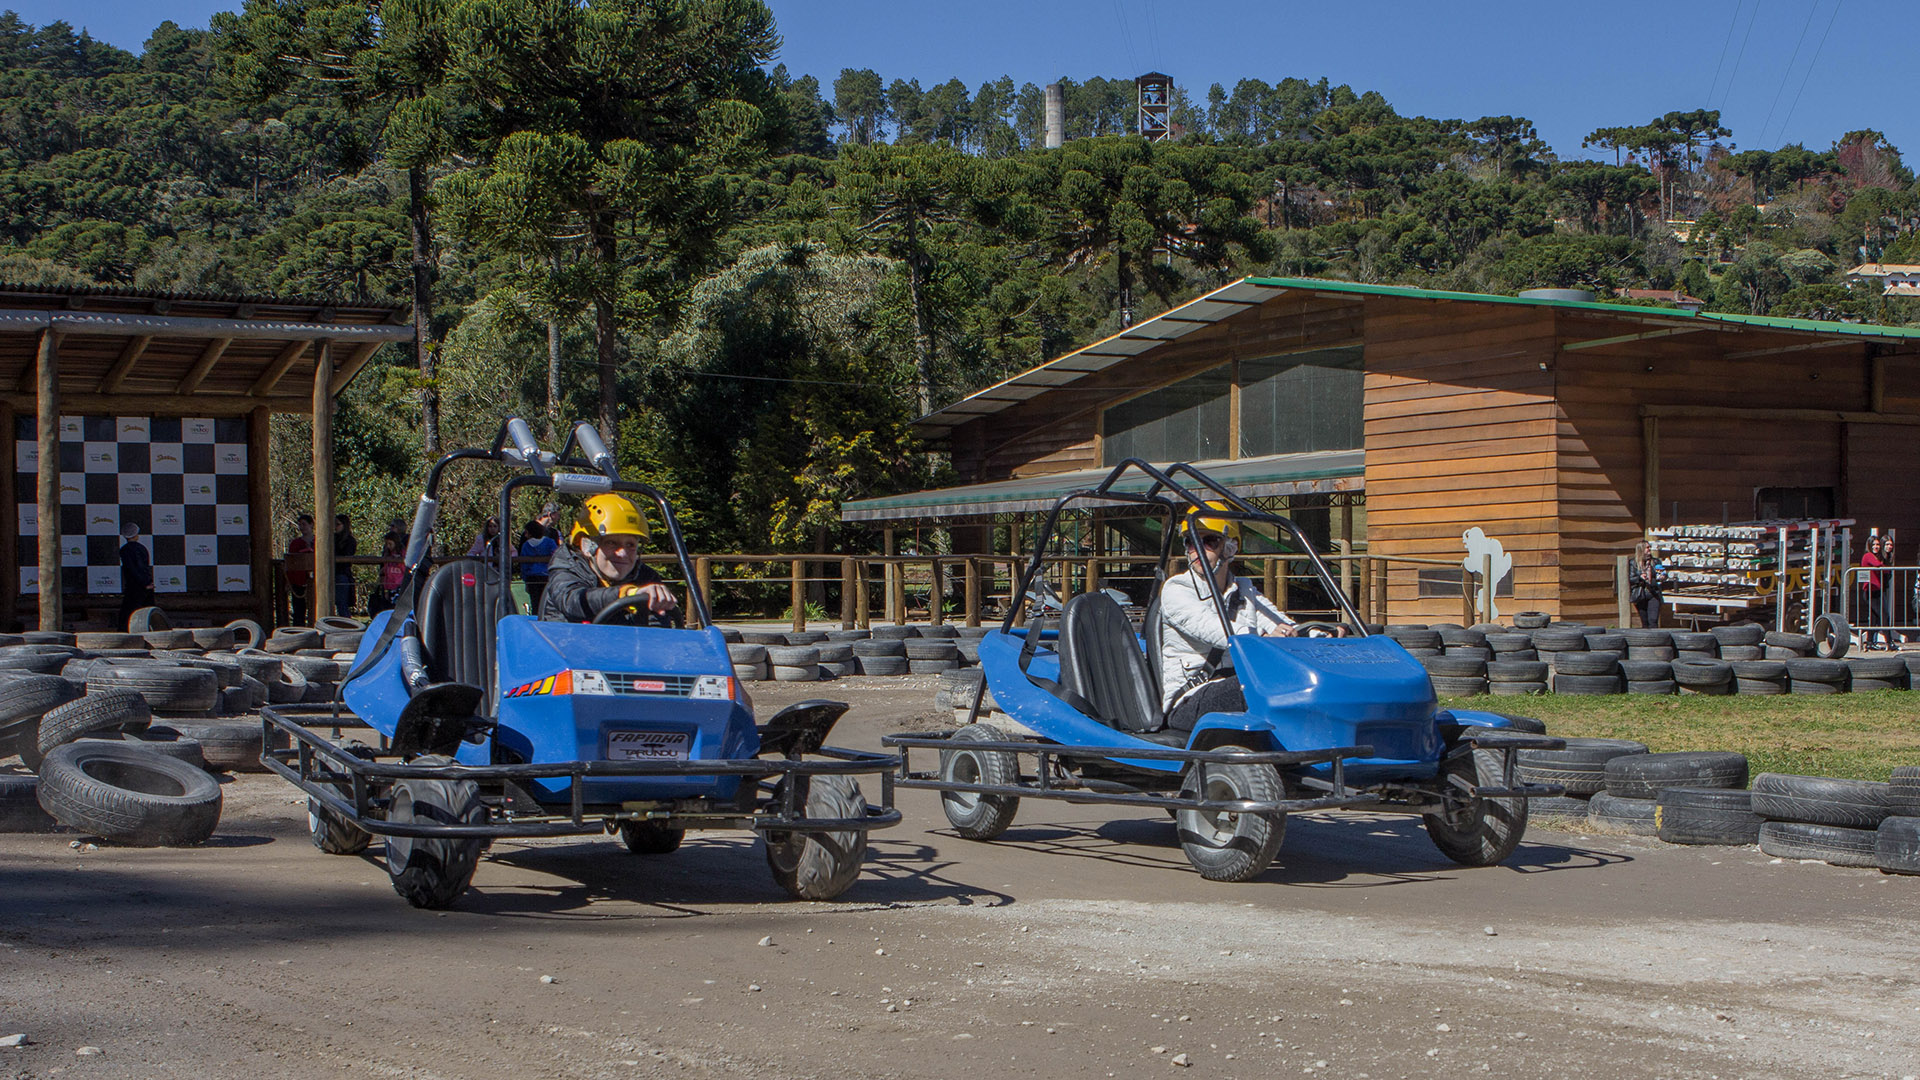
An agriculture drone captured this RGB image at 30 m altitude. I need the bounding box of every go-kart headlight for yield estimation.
[571,669,608,695]
[691,675,732,701]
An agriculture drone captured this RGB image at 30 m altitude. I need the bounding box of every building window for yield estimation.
[1755,486,1835,520]
[1238,346,1363,457]
[1101,366,1232,465]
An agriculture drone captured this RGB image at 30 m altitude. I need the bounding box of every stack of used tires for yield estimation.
[1587,750,1751,838]
[1621,628,1676,694]
[1752,773,1899,868]
[1516,737,1648,822]
[722,623,996,681]
[1845,654,1909,691]
[1785,657,1850,695]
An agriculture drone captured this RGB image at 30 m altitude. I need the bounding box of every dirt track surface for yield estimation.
[5,676,1920,1080]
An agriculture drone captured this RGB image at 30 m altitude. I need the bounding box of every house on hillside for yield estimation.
[1614,288,1706,312]
[1846,263,1920,297]
[842,278,1920,624]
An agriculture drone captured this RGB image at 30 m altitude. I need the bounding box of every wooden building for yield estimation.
[843,278,1920,622]
[0,285,413,630]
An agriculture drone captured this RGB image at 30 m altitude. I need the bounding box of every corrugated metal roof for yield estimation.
[913,275,1920,440]
[840,449,1363,523]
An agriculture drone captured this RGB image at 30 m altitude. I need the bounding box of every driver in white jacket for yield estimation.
[1158,507,1294,731]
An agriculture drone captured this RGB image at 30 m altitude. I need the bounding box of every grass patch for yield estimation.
[1440,692,1920,782]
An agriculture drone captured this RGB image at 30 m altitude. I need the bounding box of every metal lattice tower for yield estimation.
[1136,72,1172,141]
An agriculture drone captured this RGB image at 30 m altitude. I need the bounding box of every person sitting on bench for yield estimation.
[1158,506,1293,730]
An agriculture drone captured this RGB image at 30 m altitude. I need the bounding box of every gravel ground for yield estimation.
[3,675,1918,1079]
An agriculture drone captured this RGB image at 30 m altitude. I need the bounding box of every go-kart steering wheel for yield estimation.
[591,591,685,628]
[1291,621,1346,638]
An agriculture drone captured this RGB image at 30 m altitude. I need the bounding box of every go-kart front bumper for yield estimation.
[261,704,902,840]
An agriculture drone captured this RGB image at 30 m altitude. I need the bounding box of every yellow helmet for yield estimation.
[1184,500,1239,543]
[569,494,649,546]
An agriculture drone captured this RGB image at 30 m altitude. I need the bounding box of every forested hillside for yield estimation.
[3,7,1917,554]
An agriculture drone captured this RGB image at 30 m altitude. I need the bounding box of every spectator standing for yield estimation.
[286,514,315,626]
[1628,540,1664,629]
[334,514,358,617]
[467,516,502,560]
[1861,534,1893,651]
[518,519,558,615]
[369,531,405,616]
[118,522,153,630]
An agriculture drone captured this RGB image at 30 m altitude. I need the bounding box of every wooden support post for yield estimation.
[1642,414,1660,528]
[0,401,13,630]
[890,559,907,627]
[854,559,871,629]
[1337,539,1353,605]
[695,557,712,625]
[1085,555,1099,598]
[1361,555,1375,624]
[929,557,945,626]
[839,557,855,629]
[1057,555,1071,606]
[790,558,805,631]
[882,528,897,624]
[1483,552,1495,623]
[35,329,60,631]
[311,340,336,621]
[1460,565,1473,626]
[964,556,981,627]
[247,406,273,628]
[1616,554,1632,630]
[1263,554,1278,603]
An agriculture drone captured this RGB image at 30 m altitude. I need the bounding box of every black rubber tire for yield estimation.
[85,664,218,714]
[1727,660,1787,680]
[1750,772,1894,828]
[1552,674,1621,695]
[141,630,195,650]
[1850,677,1904,692]
[939,724,1022,839]
[764,774,868,900]
[765,645,821,666]
[1176,758,1286,882]
[225,619,264,649]
[850,638,907,658]
[784,630,829,645]
[1511,612,1551,630]
[1735,678,1788,696]
[0,673,82,728]
[0,651,69,675]
[1620,628,1672,647]
[35,740,222,845]
[265,629,322,654]
[1529,795,1593,819]
[21,631,74,646]
[1583,633,1627,654]
[1654,787,1762,845]
[1670,659,1733,687]
[815,643,854,664]
[1531,629,1589,652]
[1669,631,1717,652]
[1846,655,1908,680]
[114,730,208,772]
[1888,766,1920,816]
[0,773,59,831]
[1424,729,1528,866]
[1788,679,1845,695]
[1481,714,1548,734]
[1438,628,1487,647]
[727,643,769,664]
[1587,791,1658,835]
[1429,676,1489,697]
[1718,645,1764,661]
[1444,646,1493,662]
[190,627,237,651]
[1625,645,1677,661]
[1709,623,1765,648]
[385,755,487,908]
[1627,680,1678,695]
[1785,657,1848,683]
[1620,659,1674,681]
[739,631,787,646]
[1518,738,1649,797]
[36,691,152,756]
[1489,681,1548,696]
[1385,628,1442,650]
[1603,751,1748,799]
[618,820,686,854]
[1423,656,1488,677]
[904,641,959,661]
[1485,634,1535,653]
[1759,820,1876,866]
[316,615,362,634]
[1874,816,1920,875]
[309,798,372,855]
[127,607,170,632]
[321,631,364,653]
[858,656,908,676]
[1811,613,1851,659]
[232,649,285,684]
[75,632,144,651]
[1486,660,1549,682]
[164,720,267,773]
[1766,630,1816,652]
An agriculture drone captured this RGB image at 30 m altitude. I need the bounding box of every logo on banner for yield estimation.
[185,420,213,438]
[87,449,113,465]
[158,509,182,529]
[221,512,245,527]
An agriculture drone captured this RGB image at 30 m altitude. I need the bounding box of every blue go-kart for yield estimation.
[884,460,1562,882]
[262,419,900,908]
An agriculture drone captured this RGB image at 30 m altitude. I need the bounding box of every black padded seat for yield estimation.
[418,558,502,711]
[1056,591,1163,734]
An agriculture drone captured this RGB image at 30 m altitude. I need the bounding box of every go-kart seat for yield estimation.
[1055,591,1163,735]
[417,558,501,712]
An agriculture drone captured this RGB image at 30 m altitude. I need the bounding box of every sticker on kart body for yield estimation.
[606,730,693,761]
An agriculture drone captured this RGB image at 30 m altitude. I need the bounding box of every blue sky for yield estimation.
[13,0,1915,162]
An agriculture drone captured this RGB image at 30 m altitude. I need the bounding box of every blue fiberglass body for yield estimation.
[344,612,753,805]
[979,627,1518,783]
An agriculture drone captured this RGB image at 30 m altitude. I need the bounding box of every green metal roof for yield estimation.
[912,275,1920,440]
[840,449,1363,523]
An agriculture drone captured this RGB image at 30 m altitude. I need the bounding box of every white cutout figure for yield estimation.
[1462,527,1512,621]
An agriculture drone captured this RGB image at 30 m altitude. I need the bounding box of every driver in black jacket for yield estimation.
[538,494,678,625]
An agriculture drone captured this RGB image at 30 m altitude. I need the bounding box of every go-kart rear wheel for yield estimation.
[1175,760,1286,882]
[384,756,487,909]
[939,724,1020,840]
[1423,731,1528,867]
[308,798,371,856]
[618,820,685,855]
[764,774,867,901]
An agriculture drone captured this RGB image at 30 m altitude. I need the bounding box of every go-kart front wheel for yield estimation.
[939,724,1021,840]
[619,820,685,854]
[1175,760,1286,882]
[384,756,487,909]
[308,798,371,856]
[1423,730,1528,867]
[765,775,867,901]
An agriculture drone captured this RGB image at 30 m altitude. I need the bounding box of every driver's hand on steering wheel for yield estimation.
[618,582,678,615]
[1265,622,1296,637]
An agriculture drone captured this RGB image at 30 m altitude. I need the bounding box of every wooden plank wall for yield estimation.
[946,293,1363,482]
[1361,298,1560,622]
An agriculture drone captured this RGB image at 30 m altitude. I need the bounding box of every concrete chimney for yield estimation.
[1043,82,1064,149]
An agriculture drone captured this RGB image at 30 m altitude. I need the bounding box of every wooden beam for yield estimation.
[311,341,336,621]
[176,337,233,394]
[251,340,309,397]
[0,307,416,343]
[96,334,153,393]
[1723,338,1859,361]
[34,329,60,631]
[247,406,273,629]
[1641,414,1659,528]
[1640,403,1920,426]
[0,401,15,630]
[327,341,382,397]
[0,393,312,417]
[1560,326,1711,351]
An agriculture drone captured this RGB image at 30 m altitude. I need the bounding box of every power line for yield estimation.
[1718,0,1762,112]
[1757,1,1819,146]
[1777,0,1844,148]
[1705,0,1745,107]
[1112,0,1141,76]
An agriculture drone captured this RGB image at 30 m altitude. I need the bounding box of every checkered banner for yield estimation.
[16,416,251,595]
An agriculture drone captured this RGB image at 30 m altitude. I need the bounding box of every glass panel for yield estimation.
[1238,345,1363,457]
[1101,366,1232,465]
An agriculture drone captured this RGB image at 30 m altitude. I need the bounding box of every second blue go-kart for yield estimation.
[261,419,899,909]
[884,459,1562,882]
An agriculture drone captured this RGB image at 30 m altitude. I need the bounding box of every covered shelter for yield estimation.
[0,285,413,630]
[846,277,1920,623]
